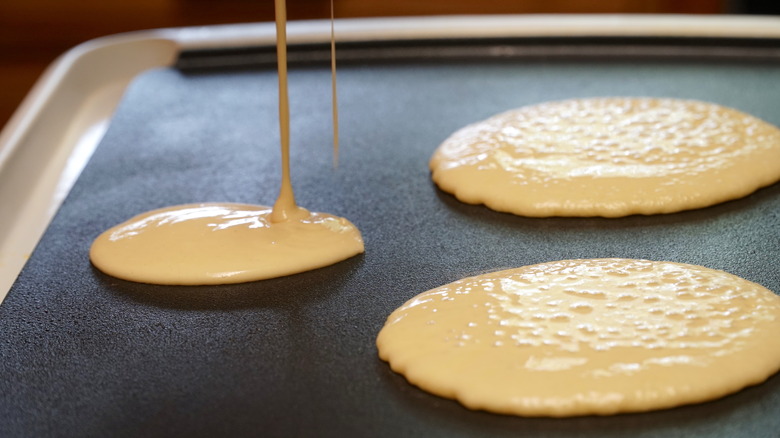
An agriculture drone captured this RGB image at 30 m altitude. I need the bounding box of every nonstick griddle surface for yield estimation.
[2,37,780,437]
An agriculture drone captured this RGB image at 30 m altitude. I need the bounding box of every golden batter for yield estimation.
[90,0,363,285]
[377,259,780,417]
[430,98,780,217]
[90,203,362,285]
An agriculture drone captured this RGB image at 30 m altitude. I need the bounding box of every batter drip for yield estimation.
[90,0,363,285]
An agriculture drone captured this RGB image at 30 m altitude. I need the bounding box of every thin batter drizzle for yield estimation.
[90,0,363,285]
[330,0,340,167]
[270,0,305,224]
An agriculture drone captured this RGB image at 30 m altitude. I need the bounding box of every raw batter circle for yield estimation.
[377,258,780,417]
[430,97,780,217]
[90,203,363,285]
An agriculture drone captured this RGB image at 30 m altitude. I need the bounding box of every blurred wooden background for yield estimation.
[0,0,770,130]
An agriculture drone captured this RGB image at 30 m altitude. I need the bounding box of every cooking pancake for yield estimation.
[377,258,780,417]
[90,203,363,285]
[430,98,780,217]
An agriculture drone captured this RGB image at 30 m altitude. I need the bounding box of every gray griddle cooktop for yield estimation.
[2,36,780,438]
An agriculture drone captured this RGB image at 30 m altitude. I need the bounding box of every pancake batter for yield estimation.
[377,258,780,417]
[430,98,780,217]
[90,0,363,285]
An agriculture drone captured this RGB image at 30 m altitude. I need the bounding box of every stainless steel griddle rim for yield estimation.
[1,14,780,303]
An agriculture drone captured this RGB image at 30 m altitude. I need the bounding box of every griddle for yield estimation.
[2,32,780,438]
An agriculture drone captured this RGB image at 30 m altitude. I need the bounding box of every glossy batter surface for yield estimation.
[430,98,780,217]
[90,203,363,285]
[377,259,780,417]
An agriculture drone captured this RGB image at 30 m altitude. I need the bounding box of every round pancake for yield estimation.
[377,258,780,417]
[430,98,780,217]
[90,203,364,285]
